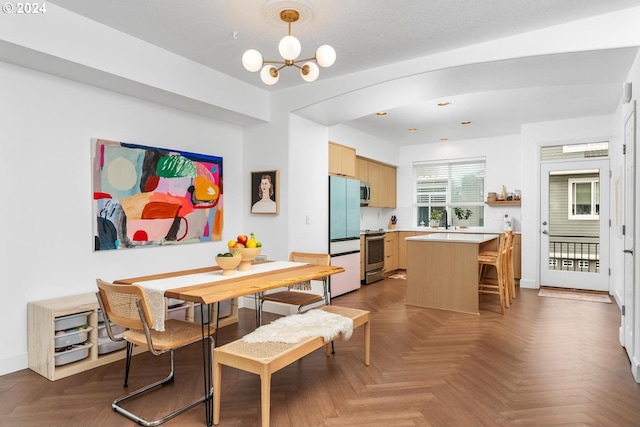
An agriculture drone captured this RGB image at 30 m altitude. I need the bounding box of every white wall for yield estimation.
[289,115,330,254]
[329,124,399,166]
[0,61,244,376]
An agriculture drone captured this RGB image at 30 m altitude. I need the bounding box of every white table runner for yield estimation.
[134,261,305,331]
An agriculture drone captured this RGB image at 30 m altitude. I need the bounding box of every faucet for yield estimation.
[443,209,449,229]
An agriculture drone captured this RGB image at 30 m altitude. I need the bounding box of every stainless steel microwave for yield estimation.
[360,182,370,206]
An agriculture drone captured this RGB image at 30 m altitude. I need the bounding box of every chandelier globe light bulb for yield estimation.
[301,62,319,82]
[315,44,336,67]
[260,65,279,85]
[242,49,263,72]
[278,35,301,60]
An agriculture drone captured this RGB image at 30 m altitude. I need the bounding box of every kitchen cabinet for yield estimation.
[329,142,356,178]
[383,163,397,208]
[356,157,369,183]
[28,292,237,381]
[384,232,398,274]
[355,156,397,208]
[513,233,522,280]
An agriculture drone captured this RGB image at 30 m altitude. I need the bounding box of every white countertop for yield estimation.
[361,227,519,235]
[406,233,500,244]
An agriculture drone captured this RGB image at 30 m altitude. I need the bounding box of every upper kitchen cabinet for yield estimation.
[356,157,369,183]
[362,158,396,208]
[329,142,356,178]
[382,163,397,209]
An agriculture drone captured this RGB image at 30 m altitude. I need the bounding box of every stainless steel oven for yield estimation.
[363,230,385,284]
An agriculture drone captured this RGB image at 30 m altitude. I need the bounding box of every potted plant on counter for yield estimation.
[429,210,442,228]
[454,207,472,228]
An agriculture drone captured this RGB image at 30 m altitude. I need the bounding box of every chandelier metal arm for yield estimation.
[262,56,317,67]
[294,56,317,63]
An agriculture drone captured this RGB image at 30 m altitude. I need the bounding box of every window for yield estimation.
[414,158,485,227]
[568,177,599,220]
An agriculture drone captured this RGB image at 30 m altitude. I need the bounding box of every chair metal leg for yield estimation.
[255,292,264,326]
[112,350,208,427]
[123,342,133,387]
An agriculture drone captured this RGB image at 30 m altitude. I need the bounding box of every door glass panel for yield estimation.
[548,170,600,273]
[540,142,608,160]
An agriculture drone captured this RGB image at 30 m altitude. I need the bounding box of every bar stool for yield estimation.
[479,231,514,304]
[478,232,509,314]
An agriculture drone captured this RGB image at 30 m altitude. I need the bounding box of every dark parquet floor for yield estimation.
[2,277,639,427]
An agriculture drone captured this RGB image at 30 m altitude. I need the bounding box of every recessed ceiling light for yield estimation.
[437,102,450,107]
[408,128,417,132]
[376,111,387,116]
[461,121,472,125]
[440,138,448,142]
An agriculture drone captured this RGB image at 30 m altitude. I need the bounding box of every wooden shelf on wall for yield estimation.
[485,200,521,206]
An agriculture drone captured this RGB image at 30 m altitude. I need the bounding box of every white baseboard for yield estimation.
[0,352,28,377]
[519,278,537,289]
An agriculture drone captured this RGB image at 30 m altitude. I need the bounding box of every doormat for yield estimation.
[389,272,406,280]
[538,287,611,303]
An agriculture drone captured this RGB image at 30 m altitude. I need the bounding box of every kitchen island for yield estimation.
[405,233,499,314]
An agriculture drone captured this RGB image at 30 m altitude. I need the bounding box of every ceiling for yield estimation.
[48,0,640,146]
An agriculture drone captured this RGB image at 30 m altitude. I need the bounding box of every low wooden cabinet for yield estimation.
[28,292,237,381]
[384,232,398,274]
[513,233,522,280]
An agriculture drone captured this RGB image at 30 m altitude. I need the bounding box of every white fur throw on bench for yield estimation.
[242,309,353,344]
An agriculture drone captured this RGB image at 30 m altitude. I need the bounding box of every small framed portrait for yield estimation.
[251,170,279,215]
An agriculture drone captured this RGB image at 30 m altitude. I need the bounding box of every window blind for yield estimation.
[415,159,486,207]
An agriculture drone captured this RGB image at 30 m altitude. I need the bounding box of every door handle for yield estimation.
[542,230,549,235]
[542,221,547,226]
[623,249,634,255]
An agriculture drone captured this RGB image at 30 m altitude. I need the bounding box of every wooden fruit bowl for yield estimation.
[229,247,262,271]
[215,254,242,276]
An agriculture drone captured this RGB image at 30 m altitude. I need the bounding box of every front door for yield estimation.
[540,158,610,291]
[623,104,636,362]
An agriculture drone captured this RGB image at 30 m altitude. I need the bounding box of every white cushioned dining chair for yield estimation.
[257,252,331,326]
[95,278,214,427]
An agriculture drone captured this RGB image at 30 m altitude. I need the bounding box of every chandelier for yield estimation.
[242,9,336,85]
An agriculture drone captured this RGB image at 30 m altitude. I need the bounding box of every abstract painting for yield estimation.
[92,138,223,251]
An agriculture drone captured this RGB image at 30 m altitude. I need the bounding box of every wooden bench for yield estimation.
[213,306,370,427]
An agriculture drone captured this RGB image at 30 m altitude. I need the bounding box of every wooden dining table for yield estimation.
[114,259,345,427]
